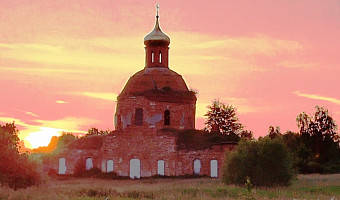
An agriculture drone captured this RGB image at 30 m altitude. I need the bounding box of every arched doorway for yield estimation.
[130,159,141,179]
[193,159,201,175]
[210,160,218,177]
[86,158,93,170]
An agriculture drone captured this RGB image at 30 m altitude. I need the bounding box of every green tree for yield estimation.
[223,137,296,187]
[204,99,243,135]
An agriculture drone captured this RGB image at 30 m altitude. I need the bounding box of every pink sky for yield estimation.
[1,0,340,148]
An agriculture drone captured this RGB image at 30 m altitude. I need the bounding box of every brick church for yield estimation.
[55,7,236,178]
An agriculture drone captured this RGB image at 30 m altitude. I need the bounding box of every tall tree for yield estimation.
[204,99,243,135]
[296,106,339,165]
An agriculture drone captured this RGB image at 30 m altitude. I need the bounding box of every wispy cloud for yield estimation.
[172,33,302,56]
[294,91,340,105]
[277,61,316,69]
[25,111,39,117]
[74,92,118,101]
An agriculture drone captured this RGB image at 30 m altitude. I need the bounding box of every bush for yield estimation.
[223,137,297,187]
[0,123,41,189]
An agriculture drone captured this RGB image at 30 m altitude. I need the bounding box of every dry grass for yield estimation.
[0,174,339,200]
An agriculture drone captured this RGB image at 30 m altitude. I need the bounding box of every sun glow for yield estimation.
[24,127,62,149]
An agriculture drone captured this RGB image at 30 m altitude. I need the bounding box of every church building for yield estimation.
[55,6,236,178]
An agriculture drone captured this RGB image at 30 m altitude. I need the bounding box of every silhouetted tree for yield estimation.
[0,122,41,189]
[295,106,340,173]
[204,99,243,135]
[268,125,282,139]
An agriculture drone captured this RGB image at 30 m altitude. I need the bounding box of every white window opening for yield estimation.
[101,160,106,172]
[130,159,141,179]
[151,52,154,63]
[210,160,218,178]
[86,158,93,170]
[193,159,201,175]
[107,160,114,173]
[157,160,165,176]
[58,158,66,175]
[159,52,162,63]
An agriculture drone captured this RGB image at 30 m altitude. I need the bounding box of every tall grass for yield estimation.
[0,174,339,199]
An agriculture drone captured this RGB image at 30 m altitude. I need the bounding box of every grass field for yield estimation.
[0,174,339,200]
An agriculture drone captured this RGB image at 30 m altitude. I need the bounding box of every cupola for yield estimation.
[144,4,170,68]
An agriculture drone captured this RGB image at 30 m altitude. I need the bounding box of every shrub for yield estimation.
[223,137,297,187]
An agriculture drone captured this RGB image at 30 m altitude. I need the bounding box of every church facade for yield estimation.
[54,9,236,178]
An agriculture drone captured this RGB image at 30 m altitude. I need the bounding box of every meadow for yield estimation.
[0,174,339,200]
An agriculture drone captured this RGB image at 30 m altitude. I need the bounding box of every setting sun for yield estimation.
[24,127,62,149]
[0,0,339,149]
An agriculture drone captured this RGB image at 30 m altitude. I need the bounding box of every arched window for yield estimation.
[157,160,165,176]
[193,159,201,175]
[151,52,154,63]
[210,160,218,177]
[86,158,93,170]
[159,52,162,63]
[135,108,143,126]
[164,110,170,125]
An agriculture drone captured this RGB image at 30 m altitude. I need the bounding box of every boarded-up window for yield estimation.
[107,160,114,173]
[130,159,141,179]
[86,158,93,170]
[193,159,201,175]
[210,160,218,177]
[157,160,165,176]
[58,158,66,175]
[164,110,170,125]
[135,108,143,126]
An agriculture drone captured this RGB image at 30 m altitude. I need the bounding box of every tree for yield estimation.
[0,122,41,189]
[268,125,282,139]
[296,106,338,142]
[223,137,296,187]
[87,127,113,136]
[296,106,340,172]
[204,99,243,135]
[240,130,254,140]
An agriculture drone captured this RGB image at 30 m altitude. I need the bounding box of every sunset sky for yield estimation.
[1,0,340,149]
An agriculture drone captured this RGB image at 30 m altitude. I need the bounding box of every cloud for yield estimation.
[56,100,68,104]
[196,97,274,118]
[0,116,31,127]
[294,91,340,105]
[0,115,95,149]
[277,61,316,69]
[25,111,39,117]
[172,33,302,56]
[74,92,118,101]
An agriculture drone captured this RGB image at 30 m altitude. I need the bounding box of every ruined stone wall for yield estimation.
[53,130,235,177]
[115,96,196,131]
[176,144,236,177]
